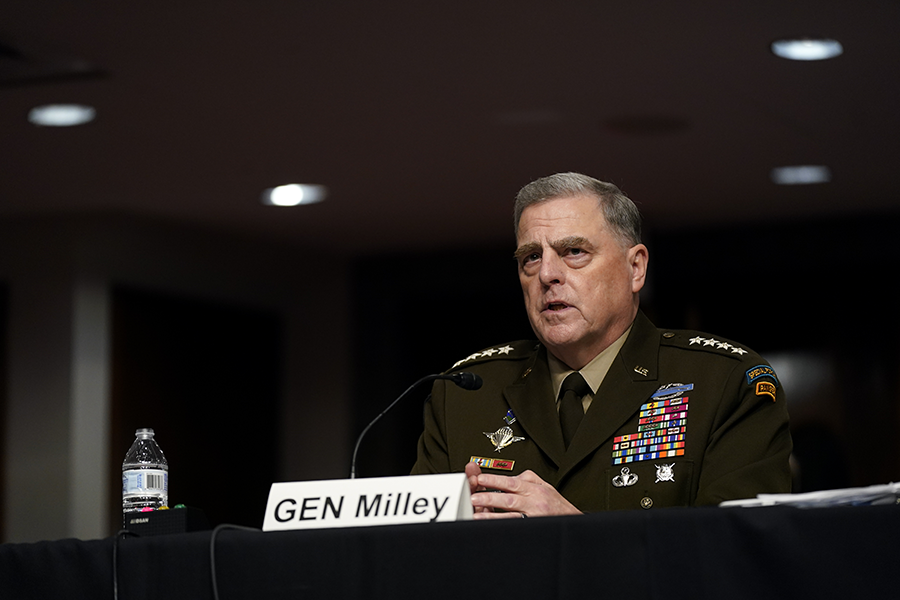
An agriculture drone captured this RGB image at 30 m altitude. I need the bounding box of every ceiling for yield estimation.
[2,1,899,255]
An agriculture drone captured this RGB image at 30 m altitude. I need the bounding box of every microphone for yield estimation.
[445,371,483,390]
[349,371,484,479]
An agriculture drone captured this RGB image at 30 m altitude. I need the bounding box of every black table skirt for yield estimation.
[2,504,897,600]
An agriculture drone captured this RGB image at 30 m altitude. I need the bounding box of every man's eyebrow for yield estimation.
[514,236,593,260]
[513,241,541,260]
[551,236,591,251]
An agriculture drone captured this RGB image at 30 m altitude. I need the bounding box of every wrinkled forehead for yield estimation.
[515,195,609,244]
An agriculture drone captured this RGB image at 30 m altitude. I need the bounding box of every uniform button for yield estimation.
[662,332,675,338]
[640,496,653,509]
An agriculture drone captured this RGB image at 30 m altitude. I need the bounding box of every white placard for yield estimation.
[262,473,471,531]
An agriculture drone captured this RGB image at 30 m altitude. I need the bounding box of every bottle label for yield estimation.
[123,469,168,495]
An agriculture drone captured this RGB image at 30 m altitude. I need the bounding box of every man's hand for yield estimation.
[464,461,583,519]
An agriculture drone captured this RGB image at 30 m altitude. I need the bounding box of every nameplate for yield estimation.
[262,473,471,531]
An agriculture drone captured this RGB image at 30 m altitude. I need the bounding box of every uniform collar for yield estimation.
[617,310,661,383]
[547,324,633,399]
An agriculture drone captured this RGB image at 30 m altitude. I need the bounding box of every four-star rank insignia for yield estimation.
[688,336,748,355]
[452,344,516,369]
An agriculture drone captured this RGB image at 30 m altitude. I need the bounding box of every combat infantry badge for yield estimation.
[655,463,675,483]
[483,426,524,452]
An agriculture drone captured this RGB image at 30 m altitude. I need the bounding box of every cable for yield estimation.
[209,524,260,600]
[112,529,140,600]
[112,522,261,600]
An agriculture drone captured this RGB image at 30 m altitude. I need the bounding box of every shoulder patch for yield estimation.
[745,365,780,401]
[745,364,779,386]
[448,341,535,371]
[755,381,778,401]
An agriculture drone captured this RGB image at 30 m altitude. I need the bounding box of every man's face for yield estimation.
[514,195,648,369]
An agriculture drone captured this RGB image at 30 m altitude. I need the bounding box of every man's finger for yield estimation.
[471,490,520,512]
[465,461,487,494]
[475,473,526,493]
[473,511,525,520]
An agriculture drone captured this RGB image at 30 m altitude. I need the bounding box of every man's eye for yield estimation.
[523,253,540,265]
[567,248,584,256]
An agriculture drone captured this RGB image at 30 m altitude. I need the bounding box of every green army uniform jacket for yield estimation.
[412,311,792,511]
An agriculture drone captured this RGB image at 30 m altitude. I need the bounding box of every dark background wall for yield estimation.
[349,246,532,479]
[0,285,7,541]
[109,286,282,531]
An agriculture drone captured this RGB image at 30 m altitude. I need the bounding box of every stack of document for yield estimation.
[720,482,900,508]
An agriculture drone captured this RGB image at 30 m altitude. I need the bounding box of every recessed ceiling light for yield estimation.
[28,104,96,127]
[771,38,843,61]
[771,165,832,185]
[261,184,327,206]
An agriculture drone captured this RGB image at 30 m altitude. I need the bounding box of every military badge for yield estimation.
[483,426,524,452]
[655,463,675,483]
[612,467,639,488]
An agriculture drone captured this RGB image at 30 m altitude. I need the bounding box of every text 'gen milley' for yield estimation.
[274,493,451,523]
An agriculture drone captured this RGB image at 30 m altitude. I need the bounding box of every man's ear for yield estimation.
[629,244,649,293]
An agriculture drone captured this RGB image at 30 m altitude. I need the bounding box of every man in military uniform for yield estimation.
[411,172,792,517]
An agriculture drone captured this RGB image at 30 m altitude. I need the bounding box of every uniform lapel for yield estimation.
[502,346,566,468]
[558,312,661,479]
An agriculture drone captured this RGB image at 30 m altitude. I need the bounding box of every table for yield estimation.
[2,504,897,600]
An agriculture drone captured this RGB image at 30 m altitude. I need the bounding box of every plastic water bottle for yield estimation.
[122,428,169,513]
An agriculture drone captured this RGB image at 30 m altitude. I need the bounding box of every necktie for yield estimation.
[559,372,590,449]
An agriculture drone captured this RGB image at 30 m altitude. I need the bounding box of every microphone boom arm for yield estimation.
[349,372,482,479]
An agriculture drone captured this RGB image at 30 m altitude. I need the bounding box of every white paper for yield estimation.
[719,482,900,508]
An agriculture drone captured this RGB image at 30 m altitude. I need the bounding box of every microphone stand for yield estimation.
[349,372,482,479]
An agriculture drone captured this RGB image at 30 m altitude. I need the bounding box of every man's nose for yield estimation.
[539,252,565,286]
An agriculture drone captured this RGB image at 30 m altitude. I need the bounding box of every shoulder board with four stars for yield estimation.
[659,330,757,360]
[660,330,780,400]
[445,340,536,372]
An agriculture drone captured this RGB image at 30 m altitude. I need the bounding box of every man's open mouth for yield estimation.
[547,302,569,311]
